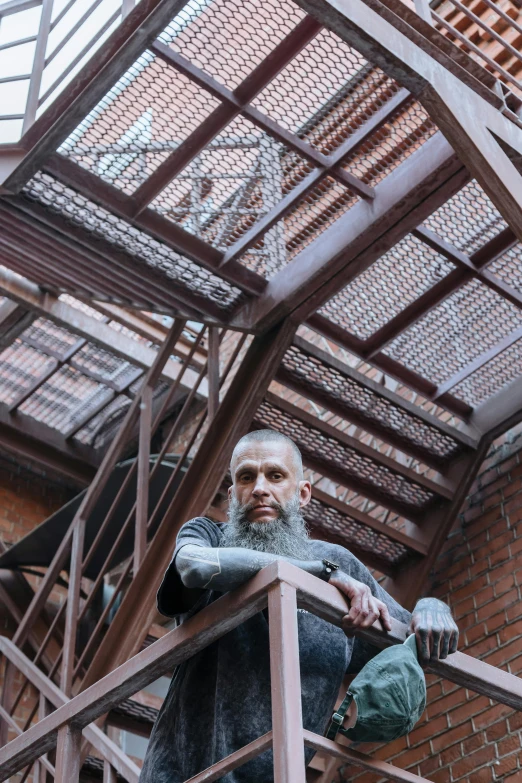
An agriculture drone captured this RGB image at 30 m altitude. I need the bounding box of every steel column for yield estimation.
[268,582,306,783]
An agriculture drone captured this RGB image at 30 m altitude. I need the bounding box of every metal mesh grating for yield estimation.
[22,172,245,312]
[58,52,221,195]
[303,495,410,566]
[150,115,316,253]
[70,344,139,388]
[342,100,437,186]
[245,176,356,274]
[159,0,306,90]
[0,340,54,407]
[453,338,522,407]
[19,365,112,433]
[251,29,395,154]
[487,244,522,292]
[254,398,436,513]
[23,318,78,357]
[279,344,463,462]
[384,279,522,386]
[422,180,507,253]
[318,234,455,338]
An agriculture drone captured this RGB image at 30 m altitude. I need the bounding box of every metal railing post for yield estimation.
[268,581,306,783]
[55,724,81,782]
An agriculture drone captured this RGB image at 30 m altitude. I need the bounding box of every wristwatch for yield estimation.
[320,559,340,582]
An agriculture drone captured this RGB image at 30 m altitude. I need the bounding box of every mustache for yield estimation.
[241,500,284,515]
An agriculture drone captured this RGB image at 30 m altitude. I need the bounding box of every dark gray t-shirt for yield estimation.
[140,517,410,783]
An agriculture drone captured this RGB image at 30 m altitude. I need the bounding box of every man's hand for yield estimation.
[330,572,392,636]
[410,597,459,666]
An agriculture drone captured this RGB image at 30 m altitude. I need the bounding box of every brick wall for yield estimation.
[338,429,522,783]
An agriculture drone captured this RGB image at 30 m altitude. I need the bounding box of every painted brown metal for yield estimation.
[54,725,81,782]
[78,319,297,693]
[268,582,306,783]
[2,561,522,780]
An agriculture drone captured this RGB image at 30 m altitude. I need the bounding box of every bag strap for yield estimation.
[325,691,354,741]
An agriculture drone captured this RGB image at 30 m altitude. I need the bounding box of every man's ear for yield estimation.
[228,486,233,500]
[299,480,312,508]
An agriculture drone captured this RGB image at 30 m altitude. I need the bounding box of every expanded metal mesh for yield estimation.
[303,495,410,567]
[453,338,522,407]
[384,279,522,386]
[487,244,522,292]
[19,364,111,433]
[151,114,316,257]
[58,51,221,195]
[0,340,53,407]
[279,344,463,462]
[159,0,305,90]
[254,398,436,514]
[422,180,507,253]
[318,234,455,339]
[22,173,245,312]
[23,318,78,358]
[245,176,356,274]
[71,344,139,389]
[251,29,394,153]
[342,100,437,186]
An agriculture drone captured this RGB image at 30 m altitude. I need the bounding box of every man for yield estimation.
[140,430,458,782]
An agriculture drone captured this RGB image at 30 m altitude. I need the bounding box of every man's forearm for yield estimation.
[176,544,324,592]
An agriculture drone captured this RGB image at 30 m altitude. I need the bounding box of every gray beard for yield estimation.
[221,494,312,560]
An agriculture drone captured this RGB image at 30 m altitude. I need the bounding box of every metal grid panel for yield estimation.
[58,51,221,195]
[384,279,522,385]
[251,29,393,152]
[150,115,316,251]
[0,340,53,407]
[342,99,437,185]
[303,495,410,566]
[246,176,356,274]
[22,172,245,311]
[71,343,138,387]
[318,234,455,338]
[254,398,436,513]
[422,180,507,253]
[18,364,112,433]
[159,0,306,90]
[453,338,522,406]
[23,318,78,357]
[487,244,522,291]
[279,344,463,461]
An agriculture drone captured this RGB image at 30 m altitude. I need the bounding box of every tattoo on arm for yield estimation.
[178,547,222,588]
[176,544,325,592]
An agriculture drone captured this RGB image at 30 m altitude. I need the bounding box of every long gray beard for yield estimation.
[221,494,311,560]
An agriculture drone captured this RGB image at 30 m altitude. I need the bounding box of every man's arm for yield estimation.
[410,596,459,665]
[176,544,392,630]
[177,543,324,591]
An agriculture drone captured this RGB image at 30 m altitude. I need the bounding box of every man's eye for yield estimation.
[271,472,283,480]
[240,473,253,482]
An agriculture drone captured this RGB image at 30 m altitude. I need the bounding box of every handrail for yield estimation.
[0,639,140,782]
[0,560,521,782]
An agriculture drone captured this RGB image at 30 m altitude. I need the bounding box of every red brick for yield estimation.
[451,744,496,778]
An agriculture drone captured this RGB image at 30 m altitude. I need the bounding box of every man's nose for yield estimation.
[252,476,270,497]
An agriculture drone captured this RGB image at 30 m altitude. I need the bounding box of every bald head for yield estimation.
[230,429,304,480]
